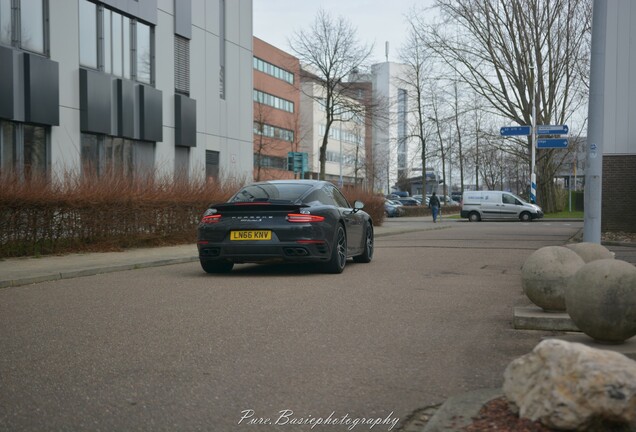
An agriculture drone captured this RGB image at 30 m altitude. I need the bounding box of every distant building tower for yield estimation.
[370,61,413,193]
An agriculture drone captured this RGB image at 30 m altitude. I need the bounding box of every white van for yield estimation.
[460,191,543,222]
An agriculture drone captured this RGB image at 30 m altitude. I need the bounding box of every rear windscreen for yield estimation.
[230,184,313,203]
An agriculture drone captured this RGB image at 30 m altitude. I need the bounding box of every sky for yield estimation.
[252,0,434,64]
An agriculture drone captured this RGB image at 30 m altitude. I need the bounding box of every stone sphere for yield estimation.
[565,259,636,343]
[565,242,615,263]
[521,246,585,311]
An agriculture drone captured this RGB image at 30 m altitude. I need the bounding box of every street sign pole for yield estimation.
[530,65,537,204]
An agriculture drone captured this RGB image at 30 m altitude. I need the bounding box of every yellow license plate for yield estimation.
[230,230,272,241]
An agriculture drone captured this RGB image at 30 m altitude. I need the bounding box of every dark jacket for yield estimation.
[429,195,441,208]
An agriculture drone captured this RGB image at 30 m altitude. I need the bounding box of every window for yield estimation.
[23,124,47,177]
[80,133,155,178]
[0,120,49,179]
[136,21,151,83]
[253,90,294,113]
[253,122,294,142]
[78,1,151,83]
[503,194,521,205]
[0,120,14,171]
[253,154,286,170]
[205,150,219,180]
[79,0,97,68]
[327,185,350,208]
[103,9,131,78]
[0,0,47,54]
[253,56,294,84]
[303,189,333,206]
[0,0,12,45]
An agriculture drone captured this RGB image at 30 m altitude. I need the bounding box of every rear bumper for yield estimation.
[197,241,331,264]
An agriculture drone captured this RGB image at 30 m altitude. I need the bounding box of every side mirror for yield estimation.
[353,200,365,212]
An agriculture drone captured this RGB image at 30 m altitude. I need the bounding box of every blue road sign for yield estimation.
[537,138,568,149]
[500,125,531,136]
[537,125,569,135]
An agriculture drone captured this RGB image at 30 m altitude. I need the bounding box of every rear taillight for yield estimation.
[201,214,222,224]
[286,213,325,223]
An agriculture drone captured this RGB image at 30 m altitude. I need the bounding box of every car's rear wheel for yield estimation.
[200,259,234,274]
[468,212,481,222]
[323,225,347,274]
[353,222,373,263]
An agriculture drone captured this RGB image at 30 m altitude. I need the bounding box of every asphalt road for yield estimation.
[0,221,582,432]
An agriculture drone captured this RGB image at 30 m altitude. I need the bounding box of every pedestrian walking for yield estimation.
[429,192,441,223]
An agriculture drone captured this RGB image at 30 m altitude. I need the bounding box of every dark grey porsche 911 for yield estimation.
[197,180,374,274]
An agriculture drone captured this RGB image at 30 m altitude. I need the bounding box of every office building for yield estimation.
[0,0,253,183]
[252,37,300,181]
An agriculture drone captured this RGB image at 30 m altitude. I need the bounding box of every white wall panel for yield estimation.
[603,0,636,155]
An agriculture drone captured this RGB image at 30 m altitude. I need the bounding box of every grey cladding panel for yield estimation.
[174,0,192,39]
[117,79,137,139]
[80,68,113,134]
[138,84,163,142]
[175,94,196,147]
[24,54,60,126]
[0,46,14,120]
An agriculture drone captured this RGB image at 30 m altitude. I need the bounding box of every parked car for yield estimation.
[384,200,403,217]
[197,180,374,274]
[441,195,460,206]
[460,190,543,222]
[425,195,458,206]
[395,197,420,206]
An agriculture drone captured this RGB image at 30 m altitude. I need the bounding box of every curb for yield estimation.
[0,256,198,289]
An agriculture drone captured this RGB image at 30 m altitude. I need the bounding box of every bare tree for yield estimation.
[290,9,373,180]
[422,0,591,212]
[398,17,437,195]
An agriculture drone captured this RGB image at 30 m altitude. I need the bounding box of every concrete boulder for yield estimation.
[503,339,636,431]
[565,259,636,343]
[521,246,585,311]
[565,242,615,263]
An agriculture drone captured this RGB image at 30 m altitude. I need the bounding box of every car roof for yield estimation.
[248,180,330,187]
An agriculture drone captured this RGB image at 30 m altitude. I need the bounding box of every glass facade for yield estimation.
[79,0,97,68]
[253,56,294,84]
[0,120,14,171]
[80,134,155,178]
[23,124,47,177]
[254,122,294,142]
[19,0,44,53]
[0,0,46,53]
[136,21,151,83]
[79,0,151,83]
[0,121,48,179]
[253,90,294,113]
[0,0,11,45]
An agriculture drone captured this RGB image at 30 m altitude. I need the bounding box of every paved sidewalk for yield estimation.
[0,217,441,288]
